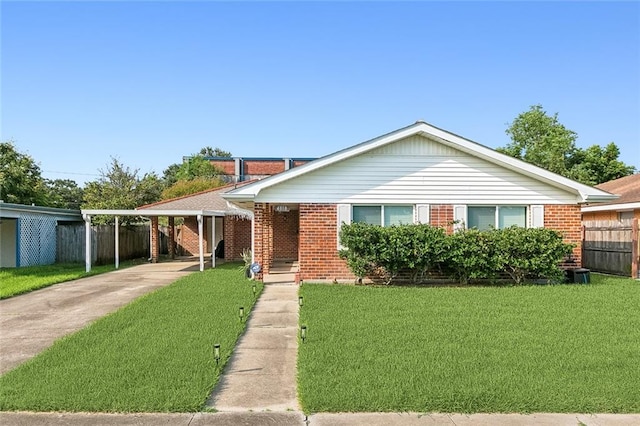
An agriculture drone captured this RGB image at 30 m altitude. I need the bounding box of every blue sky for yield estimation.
[2,1,639,186]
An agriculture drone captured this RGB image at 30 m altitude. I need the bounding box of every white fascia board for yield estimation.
[581,202,640,213]
[222,121,619,204]
[81,209,226,217]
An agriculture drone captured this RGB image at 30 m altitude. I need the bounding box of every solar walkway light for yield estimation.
[300,325,307,343]
[213,343,220,366]
[239,306,245,322]
[298,296,304,307]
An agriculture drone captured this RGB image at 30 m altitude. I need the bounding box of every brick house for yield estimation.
[581,173,640,222]
[222,121,618,282]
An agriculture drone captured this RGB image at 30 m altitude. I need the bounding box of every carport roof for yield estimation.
[82,181,254,218]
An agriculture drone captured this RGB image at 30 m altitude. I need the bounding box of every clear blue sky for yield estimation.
[2,1,639,186]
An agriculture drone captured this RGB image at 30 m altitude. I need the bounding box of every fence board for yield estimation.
[582,219,638,277]
[57,224,154,265]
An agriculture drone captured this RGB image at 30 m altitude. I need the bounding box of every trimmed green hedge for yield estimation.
[339,223,574,285]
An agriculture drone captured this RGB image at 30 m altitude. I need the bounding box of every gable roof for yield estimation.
[222,121,618,204]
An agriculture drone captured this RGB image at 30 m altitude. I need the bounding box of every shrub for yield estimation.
[492,226,574,284]
[339,223,448,284]
[444,228,497,284]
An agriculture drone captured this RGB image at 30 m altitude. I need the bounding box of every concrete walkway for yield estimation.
[206,283,300,411]
[0,259,200,374]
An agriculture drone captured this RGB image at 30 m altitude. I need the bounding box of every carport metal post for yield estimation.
[115,216,120,269]
[198,214,204,272]
[83,214,91,273]
[211,215,216,269]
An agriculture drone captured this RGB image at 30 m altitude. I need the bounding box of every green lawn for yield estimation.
[298,274,640,414]
[0,263,261,412]
[0,261,142,299]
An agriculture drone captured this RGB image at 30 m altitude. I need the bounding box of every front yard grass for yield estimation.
[298,274,640,414]
[0,261,142,299]
[0,263,261,412]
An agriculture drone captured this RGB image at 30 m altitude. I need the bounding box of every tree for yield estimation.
[0,141,49,205]
[82,157,162,224]
[499,104,578,176]
[161,177,226,200]
[175,156,222,181]
[199,146,232,157]
[568,143,636,186]
[45,179,84,210]
[500,105,635,185]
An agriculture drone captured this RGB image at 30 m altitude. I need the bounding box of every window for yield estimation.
[352,205,413,226]
[618,211,633,221]
[467,206,526,230]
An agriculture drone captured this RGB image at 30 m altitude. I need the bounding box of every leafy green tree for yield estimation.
[161,177,226,200]
[175,156,222,181]
[162,163,181,188]
[45,179,84,210]
[199,146,232,157]
[568,143,636,186]
[499,104,578,176]
[500,105,635,185]
[0,141,49,205]
[82,157,162,224]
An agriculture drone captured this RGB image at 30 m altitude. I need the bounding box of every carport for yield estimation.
[81,209,226,273]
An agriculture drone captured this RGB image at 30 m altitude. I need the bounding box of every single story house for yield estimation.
[581,173,639,278]
[222,121,618,282]
[581,173,640,222]
[0,202,83,267]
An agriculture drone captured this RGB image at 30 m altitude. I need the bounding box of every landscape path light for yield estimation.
[214,343,220,366]
[298,296,304,307]
[300,325,307,343]
[252,283,257,297]
[239,306,244,322]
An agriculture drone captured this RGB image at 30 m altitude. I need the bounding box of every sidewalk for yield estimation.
[0,260,199,374]
[206,283,300,411]
[1,411,638,425]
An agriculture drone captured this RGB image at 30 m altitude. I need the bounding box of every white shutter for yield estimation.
[531,205,544,228]
[453,205,467,232]
[337,204,352,249]
[416,204,430,224]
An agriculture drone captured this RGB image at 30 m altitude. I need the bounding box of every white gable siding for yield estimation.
[255,135,579,205]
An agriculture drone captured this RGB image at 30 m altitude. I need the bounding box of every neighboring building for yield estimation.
[581,173,640,221]
[0,202,82,267]
[223,121,618,282]
[581,173,639,278]
[206,157,315,183]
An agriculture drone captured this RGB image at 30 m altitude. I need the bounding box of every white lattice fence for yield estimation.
[19,214,57,267]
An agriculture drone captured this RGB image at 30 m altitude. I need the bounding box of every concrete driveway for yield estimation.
[0,259,201,375]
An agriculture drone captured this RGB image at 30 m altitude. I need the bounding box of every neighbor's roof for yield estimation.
[0,202,82,218]
[222,121,618,204]
[582,173,640,212]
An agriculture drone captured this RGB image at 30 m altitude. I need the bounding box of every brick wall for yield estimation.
[299,203,353,281]
[253,203,274,277]
[151,217,160,262]
[430,205,454,234]
[544,204,582,268]
[244,160,285,176]
[225,217,251,260]
[209,160,236,175]
[273,209,299,259]
[179,216,205,255]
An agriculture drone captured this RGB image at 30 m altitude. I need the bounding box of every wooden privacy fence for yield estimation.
[582,218,639,278]
[57,223,169,265]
